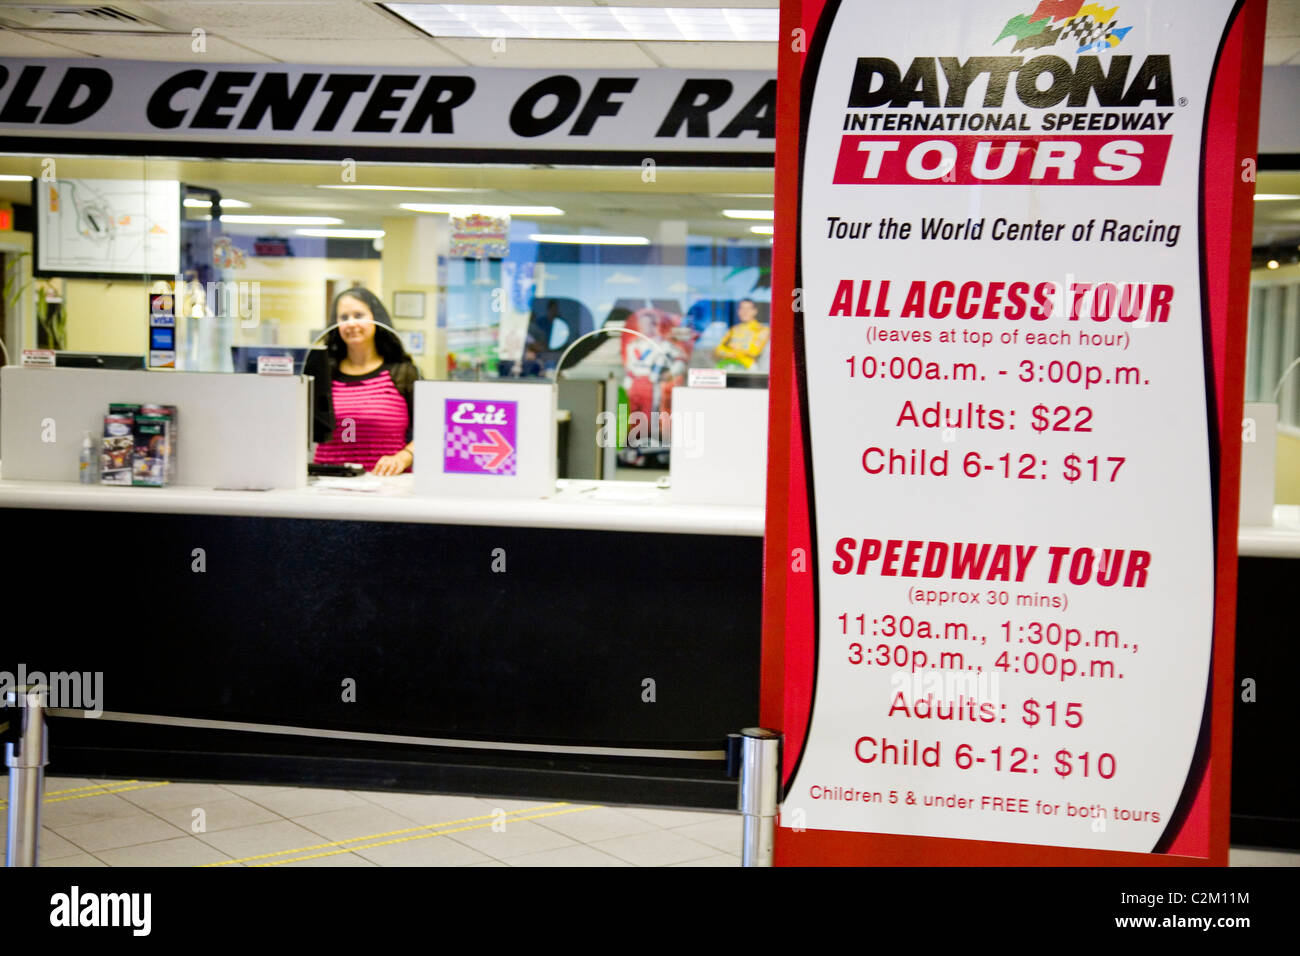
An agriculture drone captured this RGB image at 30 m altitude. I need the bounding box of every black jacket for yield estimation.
[304,351,420,444]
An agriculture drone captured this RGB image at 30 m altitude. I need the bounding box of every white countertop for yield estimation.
[2,475,1297,554]
[0,475,765,537]
[1238,505,1300,558]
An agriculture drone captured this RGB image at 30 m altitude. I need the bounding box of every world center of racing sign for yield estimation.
[0,60,775,156]
[761,0,1264,864]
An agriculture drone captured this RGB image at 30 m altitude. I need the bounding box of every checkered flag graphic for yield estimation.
[445,423,517,474]
[1062,16,1116,49]
[445,423,479,461]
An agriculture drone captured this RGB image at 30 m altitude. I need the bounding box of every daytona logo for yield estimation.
[848,55,1172,110]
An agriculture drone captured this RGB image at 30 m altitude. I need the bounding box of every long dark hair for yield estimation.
[324,287,411,364]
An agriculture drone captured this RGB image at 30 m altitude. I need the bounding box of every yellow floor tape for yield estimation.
[206,803,600,867]
[0,778,602,867]
[0,779,169,810]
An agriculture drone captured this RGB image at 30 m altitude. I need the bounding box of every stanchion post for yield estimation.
[4,685,49,867]
[738,727,781,867]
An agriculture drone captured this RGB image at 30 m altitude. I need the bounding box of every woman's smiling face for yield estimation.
[336,294,376,349]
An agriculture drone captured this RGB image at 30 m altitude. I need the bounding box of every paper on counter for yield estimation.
[311,476,391,493]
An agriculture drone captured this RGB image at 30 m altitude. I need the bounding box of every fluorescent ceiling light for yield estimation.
[220,215,344,225]
[750,225,774,235]
[183,197,251,208]
[723,209,774,220]
[320,185,490,192]
[295,228,386,239]
[529,233,650,245]
[0,174,33,182]
[1254,194,1300,201]
[401,203,564,216]
[384,4,779,42]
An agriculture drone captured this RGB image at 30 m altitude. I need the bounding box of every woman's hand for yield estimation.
[372,448,413,476]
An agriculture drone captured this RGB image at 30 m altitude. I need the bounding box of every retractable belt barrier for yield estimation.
[9,705,774,867]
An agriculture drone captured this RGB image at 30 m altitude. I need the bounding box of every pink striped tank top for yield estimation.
[313,366,411,472]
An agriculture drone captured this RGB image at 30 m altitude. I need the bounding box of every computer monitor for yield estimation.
[230,346,311,374]
[54,352,145,370]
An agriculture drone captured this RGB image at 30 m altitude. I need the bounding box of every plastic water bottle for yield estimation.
[79,431,96,484]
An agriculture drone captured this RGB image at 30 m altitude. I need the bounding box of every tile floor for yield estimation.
[0,776,742,867]
[1,776,1296,866]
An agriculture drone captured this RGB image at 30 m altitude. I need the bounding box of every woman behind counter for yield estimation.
[307,287,419,476]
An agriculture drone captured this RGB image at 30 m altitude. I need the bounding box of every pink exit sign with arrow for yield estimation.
[443,398,518,476]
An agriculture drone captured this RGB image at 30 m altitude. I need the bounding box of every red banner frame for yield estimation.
[761,0,1266,866]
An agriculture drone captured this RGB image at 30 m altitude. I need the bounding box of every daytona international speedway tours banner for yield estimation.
[762,0,1263,863]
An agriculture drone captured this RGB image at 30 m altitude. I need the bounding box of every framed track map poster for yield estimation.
[36,177,180,277]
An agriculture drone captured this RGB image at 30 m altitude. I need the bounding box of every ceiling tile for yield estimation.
[236,36,467,65]
[136,0,419,40]
[434,37,658,68]
[0,28,93,57]
[639,41,775,70]
[32,30,272,60]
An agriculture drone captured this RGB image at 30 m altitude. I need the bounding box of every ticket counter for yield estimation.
[0,474,763,806]
[0,367,765,807]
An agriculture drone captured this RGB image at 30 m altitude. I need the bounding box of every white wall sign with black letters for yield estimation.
[0,60,775,156]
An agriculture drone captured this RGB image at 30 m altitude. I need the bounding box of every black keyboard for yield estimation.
[308,463,366,478]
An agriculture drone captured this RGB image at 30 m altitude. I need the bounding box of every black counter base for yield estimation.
[1231,556,1300,852]
[4,507,761,811]
[1229,815,1300,852]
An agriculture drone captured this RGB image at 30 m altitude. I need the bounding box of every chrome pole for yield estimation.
[738,727,781,867]
[4,685,49,867]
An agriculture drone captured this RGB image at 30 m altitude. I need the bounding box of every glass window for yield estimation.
[1247,168,1300,505]
[0,152,773,476]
